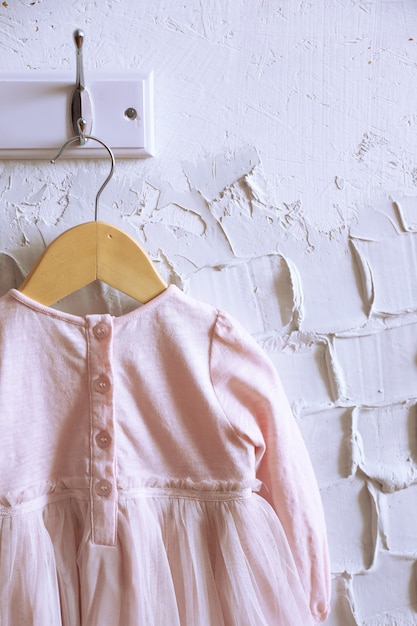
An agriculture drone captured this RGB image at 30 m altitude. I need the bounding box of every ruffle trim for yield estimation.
[0,476,263,512]
[123,476,263,492]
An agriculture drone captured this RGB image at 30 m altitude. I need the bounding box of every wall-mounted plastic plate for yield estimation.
[0,71,154,159]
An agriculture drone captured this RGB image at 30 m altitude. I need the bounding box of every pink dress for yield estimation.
[0,285,330,625]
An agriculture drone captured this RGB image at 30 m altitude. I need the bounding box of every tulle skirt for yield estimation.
[0,486,314,626]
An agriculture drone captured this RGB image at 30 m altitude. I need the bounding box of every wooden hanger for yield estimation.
[18,133,167,306]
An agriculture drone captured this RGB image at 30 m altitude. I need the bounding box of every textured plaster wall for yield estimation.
[1,1,417,624]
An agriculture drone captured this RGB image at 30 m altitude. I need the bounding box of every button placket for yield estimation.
[96,430,112,449]
[87,316,117,547]
[94,374,110,393]
[93,322,110,340]
[95,479,112,496]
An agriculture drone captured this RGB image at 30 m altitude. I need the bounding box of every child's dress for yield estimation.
[0,285,330,625]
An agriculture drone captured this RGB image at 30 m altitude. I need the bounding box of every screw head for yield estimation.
[124,107,138,120]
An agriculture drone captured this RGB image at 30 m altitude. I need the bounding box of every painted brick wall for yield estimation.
[1,1,417,623]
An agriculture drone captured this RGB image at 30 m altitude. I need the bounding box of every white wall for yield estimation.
[1,1,417,623]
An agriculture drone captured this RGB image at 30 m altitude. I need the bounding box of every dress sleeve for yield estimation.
[210,310,331,624]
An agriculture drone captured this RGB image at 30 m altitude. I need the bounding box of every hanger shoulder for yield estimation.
[18,221,168,306]
[96,222,167,303]
[19,222,98,306]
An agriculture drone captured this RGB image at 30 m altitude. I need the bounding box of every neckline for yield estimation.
[8,285,177,326]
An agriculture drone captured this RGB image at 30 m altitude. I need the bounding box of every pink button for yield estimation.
[95,479,112,497]
[93,323,109,340]
[96,430,112,449]
[94,375,110,393]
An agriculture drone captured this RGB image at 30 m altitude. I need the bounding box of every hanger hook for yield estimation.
[71,29,93,145]
[51,121,115,222]
[73,29,86,92]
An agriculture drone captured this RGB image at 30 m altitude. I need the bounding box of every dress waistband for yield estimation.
[120,486,254,502]
[0,484,256,517]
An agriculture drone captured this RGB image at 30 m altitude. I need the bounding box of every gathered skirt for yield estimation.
[0,486,314,626]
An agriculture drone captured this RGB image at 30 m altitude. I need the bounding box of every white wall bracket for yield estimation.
[0,70,155,159]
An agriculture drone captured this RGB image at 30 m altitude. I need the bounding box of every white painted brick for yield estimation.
[322,575,356,626]
[351,552,417,625]
[377,485,417,556]
[333,324,417,405]
[299,407,353,487]
[353,404,417,492]
[188,254,297,334]
[320,478,376,575]
[267,339,334,409]
[292,240,367,334]
[349,198,401,242]
[352,232,417,315]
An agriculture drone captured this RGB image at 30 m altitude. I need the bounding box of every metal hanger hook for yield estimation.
[51,122,115,222]
[73,29,86,92]
[71,29,92,144]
